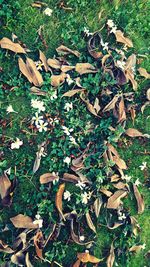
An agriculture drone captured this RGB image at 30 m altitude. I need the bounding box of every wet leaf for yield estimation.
[39,50,48,72]
[25,253,33,267]
[75,63,97,75]
[133,184,144,214]
[47,58,61,69]
[56,45,80,57]
[40,173,59,184]
[51,72,66,87]
[115,30,133,47]
[34,231,44,259]
[106,243,115,267]
[85,212,96,233]
[62,88,85,97]
[77,252,103,263]
[125,128,150,138]
[93,197,103,218]
[10,214,38,229]
[0,37,26,53]
[0,240,14,253]
[138,67,150,79]
[107,190,128,209]
[55,183,66,220]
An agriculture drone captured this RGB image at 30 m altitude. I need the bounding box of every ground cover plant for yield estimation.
[0,0,150,266]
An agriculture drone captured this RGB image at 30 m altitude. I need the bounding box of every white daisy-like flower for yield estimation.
[50,91,57,100]
[81,192,91,205]
[64,190,71,201]
[64,102,73,112]
[6,105,17,114]
[31,99,45,112]
[110,26,117,34]
[76,181,86,190]
[83,27,92,37]
[33,214,43,228]
[118,212,126,221]
[66,74,74,86]
[52,172,59,185]
[62,126,73,136]
[100,40,109,51]
[69,135,77,145]
[32,112,43,126]
[134,178,142,187]
[107,19,115,28]
[123,174,132,182]
[43,7,53,16]
[139,162,147,171]
[116,60,126,70]
[11,138,23,149]
[37,121,48,132]
[35,61,44,71]
[64,156,71,165]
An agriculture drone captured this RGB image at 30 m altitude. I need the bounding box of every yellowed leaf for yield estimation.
[75,63,97,75]
[55,183,65,220]
[10,214,38,229]
[77,252,102,263]
[115,30,133,47]
[0,37,26,53]
[138,67,150,79]
[107,190,128,209]
[133,184,144,214]
[56,45,80,57]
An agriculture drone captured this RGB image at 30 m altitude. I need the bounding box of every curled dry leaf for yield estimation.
[113,156,127,170]
[70,219,93,246]
[107,190,128,209]
[125,69,137,91]
[11,251,25,265]
[80,93,100,117]
[56,45,80,57]
[106,243,115,267]
[51,72,67,87]
[47,58,61,69]
[93,197,103,218]
[10,214,38,229]
[34,231,44,259]
[40,173,59,184]
[62,88,85,97]
[77,252,103,263]
[114,30,133,47]
[129,245,145,253]
[85,212,96,233]
[55,183,66,220]
[25,253,33,267]
[75,63,97,75]
[18,58,33,84]
[138,67,150,79]
[102,95,119,112]
[125,128,150,138]
[0,240,14,254]
[0,37,26,53]
[87,32,103,59]
[39,50,48,72]
[133,184,144,214]
[71,154,85,171]
[107,222,123,230]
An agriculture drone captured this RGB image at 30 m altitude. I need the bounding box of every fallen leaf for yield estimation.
[138,67,150,79]
[141,101,150,113]
[47,58,61,69]
[133,184,144,214]
[103,95,119,112]
[61,65,75,72]
[39,50,48,72]
[77,252,102,263]
[34,231,44,259]
[0,174,11,199]
[55,183,65,220]
[10,214,38,229]
[70,219,93,246]
[26,57,43,87]
[25,253,33,267]
[146,88,150,100]
[0,240,14,253]
[29,86,46,96]
[100,189,113,197]
[33,142,46,174]
[11,251,25,265]
[56,45,80,57]
[71,154,85,171]
[62,173,79,183]
[85,212,96,233]
[130,216,140,236]
[125,69,137,90]
[107,190,128,209]
[75,63,97,75]
[125,128,150,138]
[106,243,115,267]
[0,37,26,53]
[113,156,127,170]
[80,93,100,117]
[62,88,85,97]
[129,245,145,253]
[88,32,103,59]
[94,97,101,113]
[73,259,81,267]
[51,72,66,87]
[117,97,126,123]
[107,222,123,229]
[93,197,103,218]
[18,58,33,84]
[115,30,133,47]
[125,54,136,70]
[40,173,59,184]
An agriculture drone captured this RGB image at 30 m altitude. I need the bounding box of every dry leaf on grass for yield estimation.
[138,67,150,79]
[0,174,11,199]
[61,65,75,72]
[62,173,80,183]
[55,183,65,220]
[106,243,115,267]
[129,245,145,253]
[75,63,97,75]
[40,173,59,184]
[0,37,26,53]
[93,197,103,218]
[85,212,96,233]
[11,251,25,265]
[10,214,38,229]
[125,69,137,91]
[51,72,66,87]
[103,95,119,112]
[114,30,133,47]
[107,190,128,209]
[47,58,61,69]
[39,50,48,72]
[34,231,44,259]
[125,128,150,138]
[25,253,33,267]
[62,88,85,97]
[77,252,103,263]
[113,156,127,170]
[70,219,93,246]
[80,93,100,117]
[130,216,140,236]
[29,86,46,96]
[133,184,144,214]
[56,45,80,57]
[18,58,33,83]
[0,240,14,254]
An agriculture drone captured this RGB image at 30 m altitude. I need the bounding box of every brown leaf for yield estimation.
[11,251,25,265]
[85,212,96,233]
[75,63,97,75]
[133,184,144,214]
[34,231,44,259]
[94,97,101,113]
[130,216,140,236]
[0,240,14,253]
[93,197,103,218]
[73,259,81,267]
[125,128,150,138]
[62,173,79,183]
[87,32,103,59]
[0,37,26,53]
[103,95,119,112]
[39,50,48,72]
[47,58,61,69]
[112,182,128,190]
[113,156,127,170]
[107,222,123,229]
[40,173,59,184]
[106,243,115,267]
[125,69,137,91]
[125,54,136,70]
[117,97,126,123]
[0,174,11,199]
[25,253,33,267]
[146,88,150,100]
[10,214,38,229]
[107,190,128,209]
[77,252,102,263]
[129,245,145,253]
[71,155,85,171]
[70,219,93,246]
[18,58,33,84]
[107,143,120,158]
[100,189,113,197]
[29,86,46,96]
[26,58,43,87]
[138,67,150,79]
[62,88,85,97]
[51,72,66,87]
[61,65,75,72]
[115,30,133,47]
[55,183,65,220]
[56,45,80,57]
[80,93,100,117]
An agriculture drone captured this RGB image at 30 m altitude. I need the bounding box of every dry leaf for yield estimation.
[125,69,137,90]
[117,97,126,123]
[85,212,96,233]
[29,86,46,96]
[130,216,140,236]
[100,189,113,197]
[129,245,145,253]
[146,88,150,100]
[133,184,144,214]
[18,58,33,84]
[51,72,66,87]
[0,174,11,199]
[26,58,43,87]
[125,54,136,70]
[39,50,48,72]
[10,214,38,229]
[47,58,61,69]
[61,65,75,72]
[34,231,44,259]
[107,190,128,209]
[115,30,133,47]
[0,37,26,53]
[62,173,79,183]
[71,155,85,171]
[88,32,103,59]
[56,45,80,57]
[113,156,127,170]
[11,251,25,265]
[55,183,65,220]
[125,128,150,138]
[93,197,103,218]
[62,88,85,97]
[0,240,14,253]
[106,243,115,267]
[138,67,150,79]
[94,97,101,113]
[75,63,97,75]
[70,219,93,246]
[73,259,81,267]
[103,95,119,112]
[25,253,33,267]
[107,222,123,229]
[141,101,150,113]
[80,93,100,117]
[77,252,102,263]
[40,173,59,184]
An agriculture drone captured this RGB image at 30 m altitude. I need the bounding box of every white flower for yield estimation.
[50,91,57,100]
[31,99,45,112]
[66,74,74,85]
[37,121,48,132]
[35,61,44,71]
[43,7,53,16]
[76,181,86,190]
[33,214,43,228]
[83,27,92,37]
[107,19,115,28]
[11,138,23,149]
[81,192,91,205]
[118,213,126,221]
[64,156,71,165]
[64,102,73,112]
[100,40,109,51]
[139,162,147,171]
[64,190,71,201]
[38,146,47,157]
[4,167,11,175]
[134,178,142,187]
[110,26,117,34]
[123,175,132,182]
[79,235,85,241]
[69,135,77,145]
[6,105,17,114]
[141,243,146,250]
[52,172,59,185]
[116,60,126,70]
[62,126,73,136]
[32,112,43,126]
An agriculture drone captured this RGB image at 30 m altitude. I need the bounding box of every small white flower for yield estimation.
[139,162,147,171]
[110,26,117,34]
[43,7,53,16]
[64,190,71,201]
[83,27,92,37]
[81,192,91,205]
[69,135,77,145]
[107,19,115,28]
[35,61,44,71]
[76,181,86,190]
[79,235,85,241]
[141,243,146,250]
[118,213,126,221]
[38,147,47,157]
[62,126,73,136]
[64,102,73,112]
[116,60,126,70]
[134,178,142,187]
[64,156,71,165]
[37,121,48,132]
[33,214,43,228]
[32,112,43,126]
[6,105,17,114]
[100,40,109,51]
[66,74,74,85]
[11,138,23,149]
[123,175,132,182]
[50,91,57,100]
[52,172,59,185]
[4,167,11,175]
[31,99,45,112]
